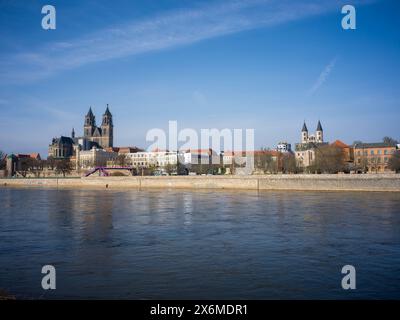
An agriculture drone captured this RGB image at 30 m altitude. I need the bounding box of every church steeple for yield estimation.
[71,127,75,139]
[302,121,308,132]
[101,104,113,148]
[316,120,323,143]
[102,104,112,125]
[316,120,323,132]
[85,107,95,126]
[301,121,309,143]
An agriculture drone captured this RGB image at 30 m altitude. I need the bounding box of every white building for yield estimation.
[77,147,118,169]
[126,151,178,168]
[277,142,292,153]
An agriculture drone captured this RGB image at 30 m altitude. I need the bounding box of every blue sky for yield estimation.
[0,0,399,157]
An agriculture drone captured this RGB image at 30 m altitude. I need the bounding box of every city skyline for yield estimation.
[1,0,399,157]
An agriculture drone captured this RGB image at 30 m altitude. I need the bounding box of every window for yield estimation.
[384,150,388,155]
[370,150,374,155]
[378,150,381,155]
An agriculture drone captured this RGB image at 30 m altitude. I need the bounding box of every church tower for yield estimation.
[316,120,323,143]
[101,104,113,148]
[84,107,95,138]
[301,121,308,143]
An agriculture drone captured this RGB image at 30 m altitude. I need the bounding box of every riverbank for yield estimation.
[1,174,400,192]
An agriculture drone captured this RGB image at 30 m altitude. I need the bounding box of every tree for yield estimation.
[46,156,56,170]
[55,159,74,177]
[383,136,398,145]
[0,150,6,170]
[313,145,346,173]
[27,158,44,177]
[388,150,400,173]
[115,154,128,166]
[282,153,299,173]
[164,163,177,175]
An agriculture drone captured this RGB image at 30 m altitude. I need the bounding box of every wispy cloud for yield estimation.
[0,0,371,83]
[307,57,337,96]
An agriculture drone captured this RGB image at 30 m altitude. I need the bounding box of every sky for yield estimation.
[0,0,399,157]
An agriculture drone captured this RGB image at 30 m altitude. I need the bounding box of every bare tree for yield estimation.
[0,150,6,170]
[55,159,74,177]
[282,153,299,173]
[388,150,400,173]
[115,154,128,166]
[313,145,346,173]
[27,158,44,177]
[383,136,398,145]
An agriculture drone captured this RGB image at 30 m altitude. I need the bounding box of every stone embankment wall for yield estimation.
[1,174,400,192]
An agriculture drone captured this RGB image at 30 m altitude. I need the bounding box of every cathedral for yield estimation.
[84,105,114,149]
[295,120,328,168]
[48,105,114,159]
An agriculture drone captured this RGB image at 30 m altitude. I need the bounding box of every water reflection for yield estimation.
[0,187,399,299]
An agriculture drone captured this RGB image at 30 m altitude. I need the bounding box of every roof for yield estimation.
[104,104,112,116]
[106,146,143,153]
[316,120,323,131]
[86,107,94,117]
[223,150,281,156]
[331,140,349,148]
[52,136,74,145]
[302,122,308,132]
[353,142,396,149]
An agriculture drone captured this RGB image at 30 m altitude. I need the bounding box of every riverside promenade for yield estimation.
[1,174,400,192]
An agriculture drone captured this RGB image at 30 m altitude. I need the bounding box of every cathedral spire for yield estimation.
[71,127,75,138]
[104,104,112,117]
[302,121,308,132]
[316,120,323,131]
[86,107,94,117]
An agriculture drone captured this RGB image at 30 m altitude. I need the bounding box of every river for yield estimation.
[0,187,399,299]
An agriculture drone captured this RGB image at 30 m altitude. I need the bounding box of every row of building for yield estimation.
[3,106,397,177]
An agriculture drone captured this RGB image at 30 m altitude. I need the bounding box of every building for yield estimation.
[222,150,283,174]
[48,105,114,160]
[83,105,113,149]
[126,150,178,168]
[277,142,292,153]
[353,142,397,173]
[295,121,328,168]
[331,140,354,164]
[48,136,75,159]
[5,153,42,177]
[77,147,118,169]
[105,146,142,154]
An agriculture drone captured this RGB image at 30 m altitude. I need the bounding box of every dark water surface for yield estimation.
[0,187,399,299]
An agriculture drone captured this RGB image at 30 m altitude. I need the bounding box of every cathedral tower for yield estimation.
[316,120,323,143]
[301,121,308,143]
[84,107,95,138]
[101,104,113,148]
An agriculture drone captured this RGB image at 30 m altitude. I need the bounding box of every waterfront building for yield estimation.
[295,121,328,168]
[331,140,354,164]
[182,149,220,166]
[126,150,178,168]
[48,136,75,159]
[353,142,397,173]
[84,105,113,149]
[48,105,114,160]
[277,142,292,153]
[77,147,118,169]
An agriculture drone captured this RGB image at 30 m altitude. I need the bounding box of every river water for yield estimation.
[0,187,399,299]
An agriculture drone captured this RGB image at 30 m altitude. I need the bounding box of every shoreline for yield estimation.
[1,174,400,192]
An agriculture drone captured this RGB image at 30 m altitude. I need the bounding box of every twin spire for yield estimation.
[302,120,323,132]
[85,104,112,126]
